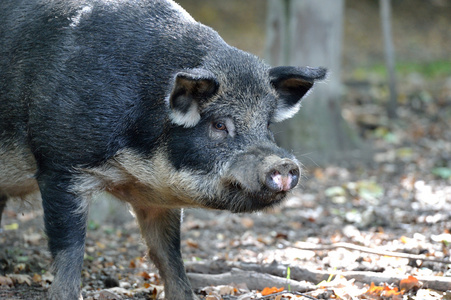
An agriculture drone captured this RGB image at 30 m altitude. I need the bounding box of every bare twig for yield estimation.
[257,291,317,300]
[291,241,451,264]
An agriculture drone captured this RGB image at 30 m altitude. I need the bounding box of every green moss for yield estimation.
[352,60,451,80]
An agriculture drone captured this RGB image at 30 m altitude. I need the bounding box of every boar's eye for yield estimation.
[209,118,235,140]
[213,121,228,132]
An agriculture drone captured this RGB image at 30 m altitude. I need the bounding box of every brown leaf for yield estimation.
[96,241,106,249]
[23,233,42,245]
[186,239,199,249]
[32,273,42,283]
[143,282,151,289]
[7,274,32,286]
[0,275,14,287]
[366,282,403,298]
[241,217,254,228]
[399,275,422,291]
[129,259,136,268]
[41,271,54,283]
[261,286,284,296]
[138,271,151,279]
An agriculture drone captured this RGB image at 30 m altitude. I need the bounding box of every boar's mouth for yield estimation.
[206,151,299,213]
[205,180,288,213]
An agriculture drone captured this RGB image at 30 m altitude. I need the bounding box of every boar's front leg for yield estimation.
[132,206,197,300]
[38,173,88,300]
[0,194,7,228]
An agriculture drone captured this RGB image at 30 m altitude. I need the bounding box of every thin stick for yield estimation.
[291,241,451,264]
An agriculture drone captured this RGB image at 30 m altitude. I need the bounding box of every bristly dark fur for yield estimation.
[0,1,326,299]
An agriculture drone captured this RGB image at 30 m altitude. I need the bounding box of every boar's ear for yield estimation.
[269,66,327,122]
[167,68,219,128]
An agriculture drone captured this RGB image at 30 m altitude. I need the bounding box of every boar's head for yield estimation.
[159,49,326,213]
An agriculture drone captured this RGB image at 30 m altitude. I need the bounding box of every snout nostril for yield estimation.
[289,168,299,177]
[289,168,300,189]
[264,165,300,192]
[260,157,301,193]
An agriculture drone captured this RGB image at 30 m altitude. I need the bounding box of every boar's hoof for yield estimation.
[264,159,299,192]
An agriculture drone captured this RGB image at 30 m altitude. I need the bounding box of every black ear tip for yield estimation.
[313,67,327,80]
[297,66,327,81]
[269,66,327,83]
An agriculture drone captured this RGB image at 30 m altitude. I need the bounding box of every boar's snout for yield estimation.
[264,158,299,192]
[220,150,301,212]
[225,151,300,195]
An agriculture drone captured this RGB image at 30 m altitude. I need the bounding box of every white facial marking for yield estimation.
[224,118,236,138]
[272,101,302,122]
[169,103,201,128]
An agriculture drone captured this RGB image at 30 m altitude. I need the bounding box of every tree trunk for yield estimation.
[380,0,398,119]
[266,0,369,166]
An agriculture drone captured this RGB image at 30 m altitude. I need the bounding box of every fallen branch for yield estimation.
[187,268,315,292]
[186,260,451,291]
[291,241,451,264]
[186,260,320,282]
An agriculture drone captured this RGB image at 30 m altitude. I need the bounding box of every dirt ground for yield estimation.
[1,75,451,299]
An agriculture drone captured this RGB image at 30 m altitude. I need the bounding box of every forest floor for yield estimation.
[1,76,451,299]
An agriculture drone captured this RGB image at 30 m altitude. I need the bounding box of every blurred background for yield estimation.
[178,0,450,73]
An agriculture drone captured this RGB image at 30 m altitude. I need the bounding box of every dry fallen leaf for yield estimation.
[365,282,403,298]
[129,259,136,268]
[241,217,254,228]
[143,282,151,289]
[138,271,151,279]
[186,239,199,249]
[32,273,42,283]
[41,271,54,283]
[399,275,422,291]
[95,241,106,249]
[7,274,32,286]
[202,285,237,297]
[23,232,42,245]
[14,263,27,272]
[261,286,284,296]
[0,275,14,287]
